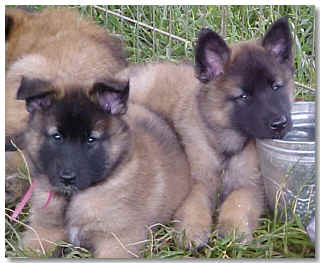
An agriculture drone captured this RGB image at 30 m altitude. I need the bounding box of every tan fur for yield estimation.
[21,101,191,258]
[125,41,294,246]
[6,7,126,135]
[5,7,127,203]
[123,62,222,246]
[217,141,263,241]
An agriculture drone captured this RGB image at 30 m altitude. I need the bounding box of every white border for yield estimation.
[1,2,319,262]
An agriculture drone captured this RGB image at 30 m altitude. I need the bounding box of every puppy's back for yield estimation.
[127,62,200,120]
[6,8,127,72]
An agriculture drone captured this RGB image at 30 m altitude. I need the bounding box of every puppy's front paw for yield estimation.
[217,188,262,243]
[216,217,253,243]
[174,204,212,249]
[175,220,212,249]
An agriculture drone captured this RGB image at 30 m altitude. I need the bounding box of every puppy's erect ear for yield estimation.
[195,28,231,83]
[90,79,129,115]
[262,17,292,64]
[16,77,55,113]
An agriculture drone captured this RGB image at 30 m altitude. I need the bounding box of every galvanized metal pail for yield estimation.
[256,101,315,230]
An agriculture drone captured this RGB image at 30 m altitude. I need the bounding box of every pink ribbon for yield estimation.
[10,181,53,221]
[10,181,35,221]
[40,191,54,209]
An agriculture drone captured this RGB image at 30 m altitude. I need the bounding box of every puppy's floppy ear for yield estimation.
[262,17,292,64]
[195,28,231,83]
[90,78,129,115]
[16,76,55,113]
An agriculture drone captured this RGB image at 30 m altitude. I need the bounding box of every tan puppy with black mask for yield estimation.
[125,18,294,247]
[15,74,190,258]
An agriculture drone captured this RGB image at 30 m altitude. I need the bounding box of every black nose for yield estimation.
[270,115,288,131]
[60,169,76,184]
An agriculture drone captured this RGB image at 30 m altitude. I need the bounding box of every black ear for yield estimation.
[5,15,13,40]
[262,17,292,64]
[195,28,231,83]
[16,77,54,113]
[90,79,129,115]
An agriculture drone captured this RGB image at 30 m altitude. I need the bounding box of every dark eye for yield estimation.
[240,93,249,100]
[272,82,283,91]
[51,133,63,143]
[236,92,249,101]
[87,136,97,144]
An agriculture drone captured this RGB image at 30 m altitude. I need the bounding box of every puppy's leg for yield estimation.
[174,182,217,248]
[217,187,263,242]
[173,129,222,248]
[217,141,264,242]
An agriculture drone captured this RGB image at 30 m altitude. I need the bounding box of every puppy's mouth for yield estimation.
[271,125,292,140]
[53,184,79,197]
[265,118,292,140]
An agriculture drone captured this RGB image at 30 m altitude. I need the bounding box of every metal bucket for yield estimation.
[256,101,316,229]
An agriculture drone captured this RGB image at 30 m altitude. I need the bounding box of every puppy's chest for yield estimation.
[62,195,98,247]
[65,222,95,252]
[62,190,120,248]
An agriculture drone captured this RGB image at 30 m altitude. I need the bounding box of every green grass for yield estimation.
[6,199,315,258]
[139,212,315,259]
[5,5,315,259]
[79,5,315,99]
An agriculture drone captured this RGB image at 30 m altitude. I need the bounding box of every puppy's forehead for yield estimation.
[52,91,107,137]
[231,45,275,75]
[228,45,280,89]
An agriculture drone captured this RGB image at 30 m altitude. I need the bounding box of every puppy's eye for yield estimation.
[240,93,249,100]
[236,92,249,101]
[88,131,102,145]
[51,133,63,142]
[272,82,283,91]
[87,136,97,144]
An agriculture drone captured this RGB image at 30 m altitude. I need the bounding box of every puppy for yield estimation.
[15,76,190,258]
[126,17,294,246]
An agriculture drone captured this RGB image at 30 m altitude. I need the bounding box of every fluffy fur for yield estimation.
[16,77,190,258]
[125,17,295,246]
